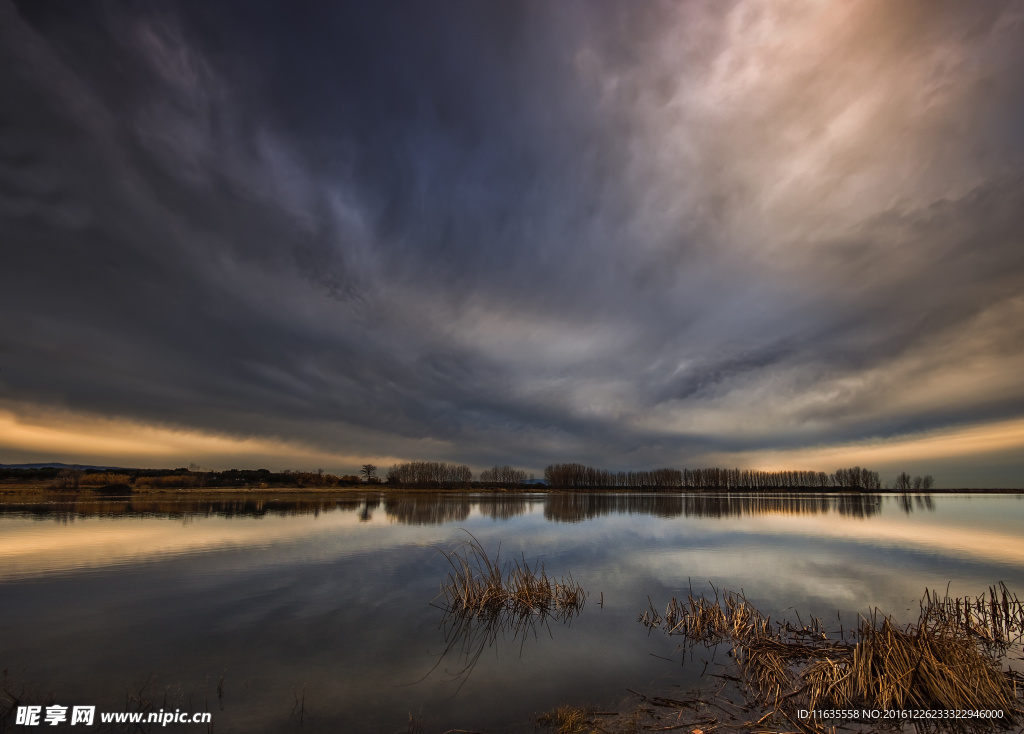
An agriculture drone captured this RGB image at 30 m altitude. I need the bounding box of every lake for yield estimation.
[1,492,1022,732]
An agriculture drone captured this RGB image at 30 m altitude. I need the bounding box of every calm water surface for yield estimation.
[1,492,1023,732]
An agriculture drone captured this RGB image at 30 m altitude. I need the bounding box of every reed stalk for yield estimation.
[436,533,586,620]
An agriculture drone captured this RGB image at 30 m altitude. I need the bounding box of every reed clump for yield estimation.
[819,614,1013,712]
[437,533,586,620]
[921,582,1024,650]
[641,583,1024,729]
[429,533,587,691]
[536,704,594,734]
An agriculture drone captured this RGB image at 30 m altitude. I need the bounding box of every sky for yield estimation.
[2,0,1024,487]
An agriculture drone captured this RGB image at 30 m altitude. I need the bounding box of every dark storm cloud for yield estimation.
[2,0,1024,477]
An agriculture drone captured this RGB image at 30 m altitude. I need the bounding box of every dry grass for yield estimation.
[537,704,596,734]
[429,533,587,691]
[134,474,199,489]
[638,583,1024,731]
[80,473,134,487]
[920,582,1024,650]
[437,533,586,620]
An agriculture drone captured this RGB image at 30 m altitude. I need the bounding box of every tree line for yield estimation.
[385,461,473,487]
[374,463,935,491]
[1,462,936,492]
[479,465,529,484]
[383,462,535,488]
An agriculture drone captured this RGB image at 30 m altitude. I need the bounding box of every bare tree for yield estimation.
[894,472,913,491]
[385,461,472,487]
[544,463,890,490]
[479,465,528,485]
[361,464,378,482]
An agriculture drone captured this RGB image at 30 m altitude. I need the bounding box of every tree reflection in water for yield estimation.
[477,495,530,521]
[0,490,941,525]
[383,495,471,525]
[543,492,889,523]
[428,596,584,692]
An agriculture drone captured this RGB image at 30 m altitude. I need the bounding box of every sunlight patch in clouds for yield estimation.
[0,407,396,472]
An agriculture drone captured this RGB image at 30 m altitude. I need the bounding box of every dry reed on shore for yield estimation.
[639,584,1024,731]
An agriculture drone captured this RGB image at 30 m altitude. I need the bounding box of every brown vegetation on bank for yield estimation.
[629,584,1024,732]
[535,585,1023,734]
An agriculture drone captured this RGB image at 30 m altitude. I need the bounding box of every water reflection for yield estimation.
[477,495,530,521]
[0,490,1019,734]
[432,600,583,690]
[0,495,367,521]
[358,494,380,522]
[543,491,889,522]
[428,535,586,690]
[897,492,935,514]
[383,494,472,525]
[0,491,938,524]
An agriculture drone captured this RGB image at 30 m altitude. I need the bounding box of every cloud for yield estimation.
[2,0,1024,482]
